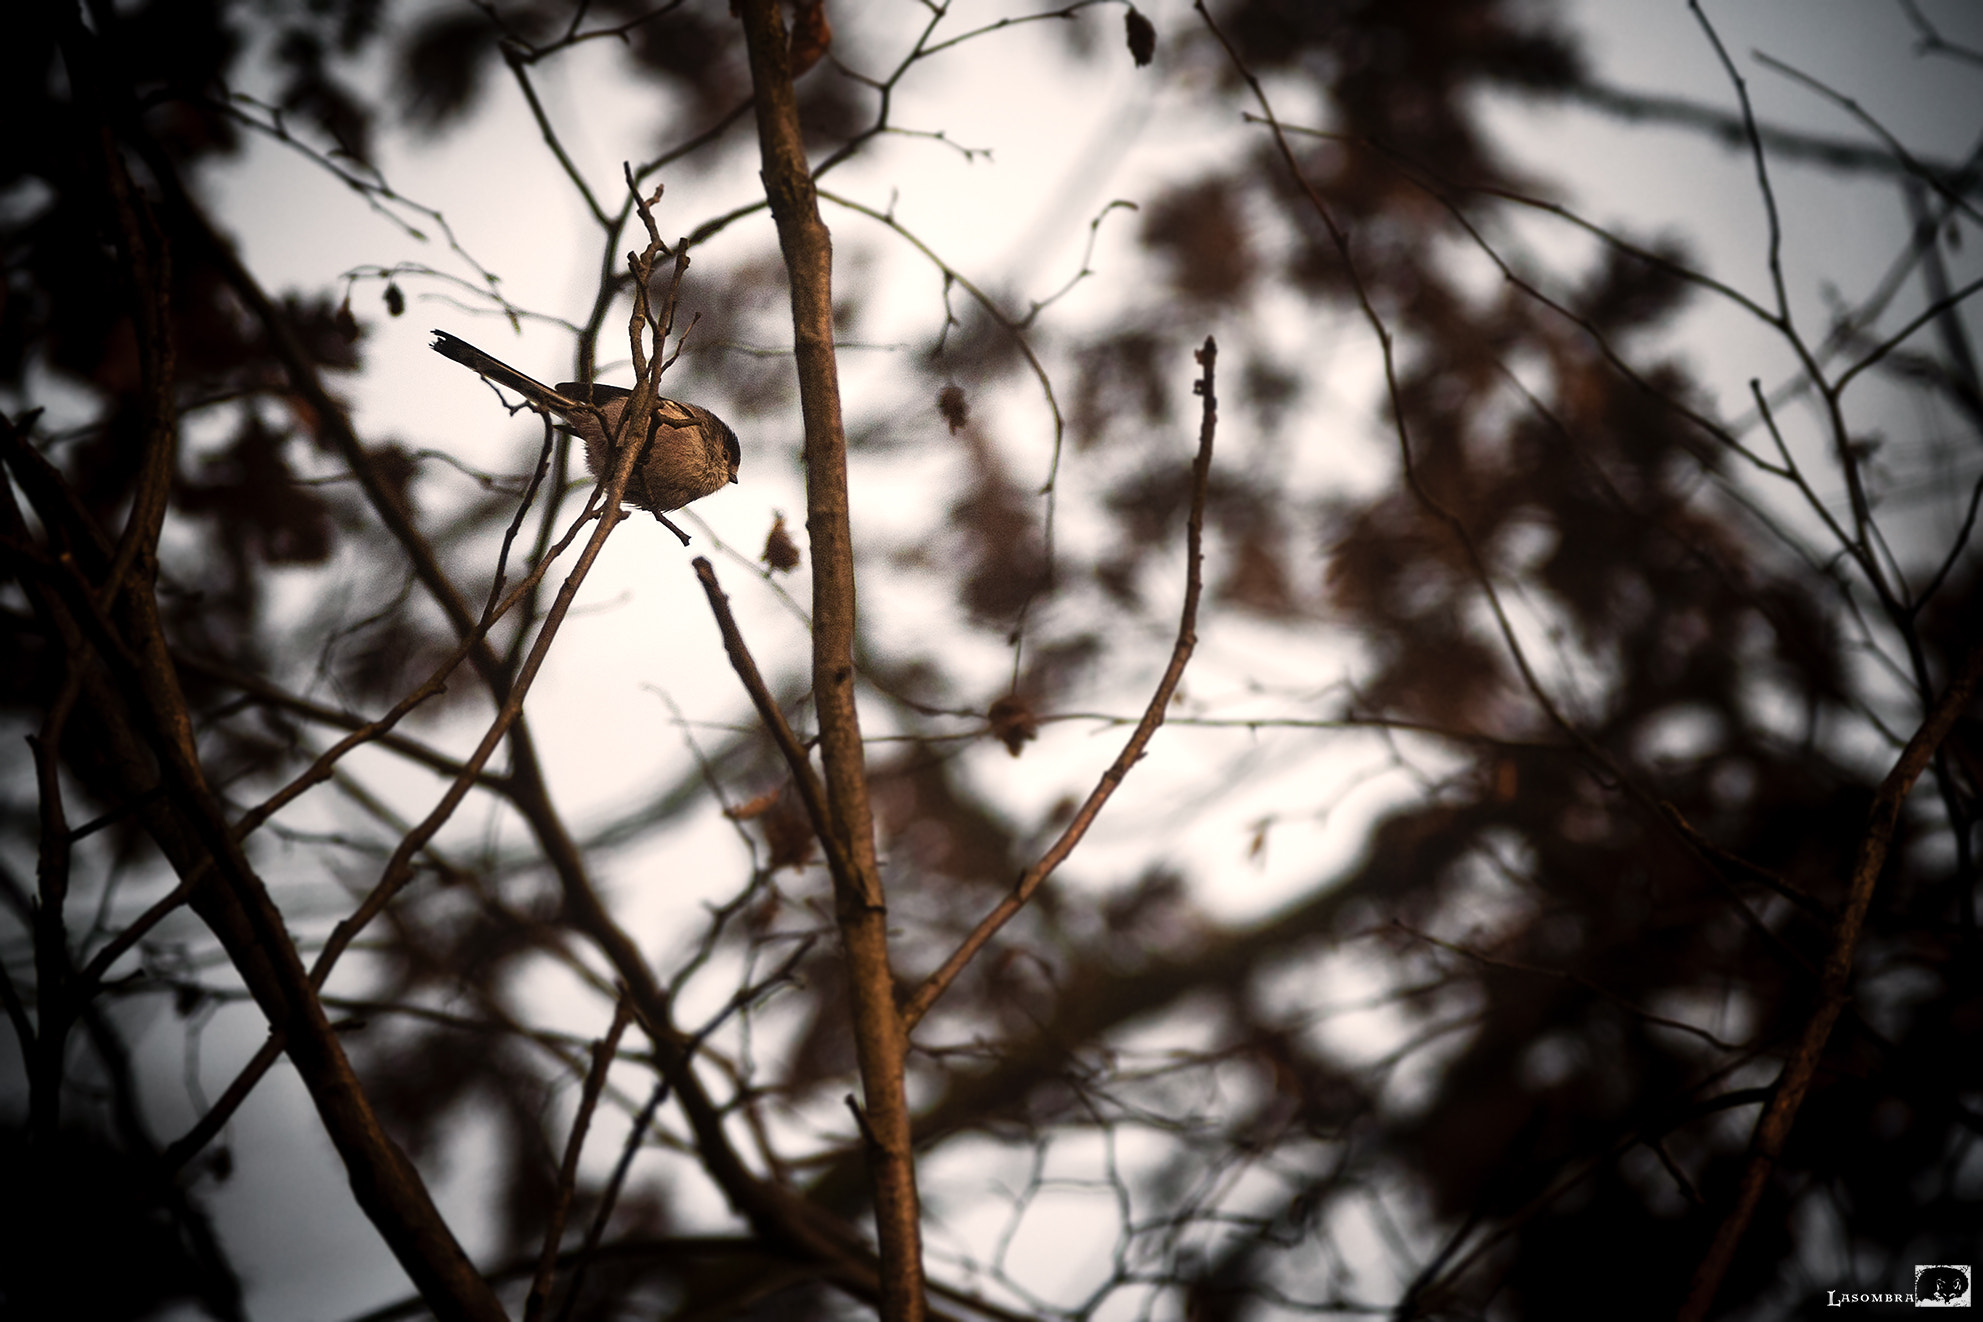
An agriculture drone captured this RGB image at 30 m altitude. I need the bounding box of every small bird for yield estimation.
[430,329,740,517]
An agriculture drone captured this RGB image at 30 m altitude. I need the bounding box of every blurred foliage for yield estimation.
[3,0,1980,1318]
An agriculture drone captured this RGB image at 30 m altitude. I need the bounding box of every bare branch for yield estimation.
[525,997,635,1322]
[904,336,1220,1031]
[1678,633,1983,1322]
[738,0,924,1314]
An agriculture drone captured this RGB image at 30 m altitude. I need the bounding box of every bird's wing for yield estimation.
[554,383,633,407]
[652,398,701,428]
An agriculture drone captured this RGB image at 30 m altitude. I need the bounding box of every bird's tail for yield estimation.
[430,330,572,411]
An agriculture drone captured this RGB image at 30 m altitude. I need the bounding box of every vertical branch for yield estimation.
[733,4,877,897]
[525,997,634,1322]
[27,723,76,1140]
[734,2,925,1318]
[1676,635,1983,1322]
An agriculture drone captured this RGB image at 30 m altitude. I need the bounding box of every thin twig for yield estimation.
[902,336,1220,1032]
[549,1078,671,1322]
[691,558,847,886]
[525,996,635,1322]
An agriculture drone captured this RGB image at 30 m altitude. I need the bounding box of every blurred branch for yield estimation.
[1753,50,1983,225]
[1696,0,1982,933]
[1558,74,1983,196]
[1393,922,1747,1052]
[302,481,609,985]
[1898,0,1983,67]
[12,13,509,1307]
[1201,3,1594,758]
[502,43,611,228]
[2,415,508,1322]
[210,92,518,320]
[818,189,1067,483]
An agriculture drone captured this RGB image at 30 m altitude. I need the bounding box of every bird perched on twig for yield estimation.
[430,329,740,523]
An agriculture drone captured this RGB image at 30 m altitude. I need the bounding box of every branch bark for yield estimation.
[735,2,924,1316]
[1677,634,1983,1322]
[0,434,508,1322]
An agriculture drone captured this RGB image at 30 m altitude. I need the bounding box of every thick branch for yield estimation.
[736,1,923,1317]
[0,454,506,1322]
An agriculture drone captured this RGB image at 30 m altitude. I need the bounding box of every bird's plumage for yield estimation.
[430,329,739,514]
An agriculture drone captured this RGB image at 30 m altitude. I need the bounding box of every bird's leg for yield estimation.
[653,510,692,546]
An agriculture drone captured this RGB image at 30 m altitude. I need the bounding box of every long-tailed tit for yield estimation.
[430,329,740,516]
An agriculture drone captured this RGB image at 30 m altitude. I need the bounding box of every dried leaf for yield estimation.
[1125,7,1156,66]
[1246,819,1270,865]
[397,10,497,128]
[938,383,970,434]
[987,693,1039,757]
[1219,528,1295,615]
[790,0,833,76]
[762,512,801,571]
[1142,178,1255,307]
[761,789,817,872]
[950,434,1050,621]
[726,788,782,821]
[334,296,359,343]
[728,784,817,871]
